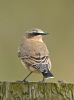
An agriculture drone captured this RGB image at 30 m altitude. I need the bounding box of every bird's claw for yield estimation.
[16,80,28,83]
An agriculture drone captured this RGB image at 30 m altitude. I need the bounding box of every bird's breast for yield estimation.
[26,40,48,56]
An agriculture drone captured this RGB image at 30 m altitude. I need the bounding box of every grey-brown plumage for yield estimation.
[18,28,54,81]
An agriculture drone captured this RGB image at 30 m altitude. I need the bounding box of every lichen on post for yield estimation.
[0,82,74,100]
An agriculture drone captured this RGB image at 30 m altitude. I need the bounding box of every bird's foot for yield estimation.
[16,79,28,83]
[38,80,45,83]
[22,79,28,83]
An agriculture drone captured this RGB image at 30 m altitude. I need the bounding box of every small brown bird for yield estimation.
[18,28,54,82]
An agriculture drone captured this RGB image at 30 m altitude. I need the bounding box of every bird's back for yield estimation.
[18,37,51,76]
[18,37,49,59]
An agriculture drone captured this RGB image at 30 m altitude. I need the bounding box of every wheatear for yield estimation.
[18,28,54,82]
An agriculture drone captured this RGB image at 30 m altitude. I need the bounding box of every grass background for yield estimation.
[0,0,74,83]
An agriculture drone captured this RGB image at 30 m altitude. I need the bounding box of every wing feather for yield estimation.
[18,39,51,71]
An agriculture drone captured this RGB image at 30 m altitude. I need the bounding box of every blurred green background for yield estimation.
[0,0,74,83]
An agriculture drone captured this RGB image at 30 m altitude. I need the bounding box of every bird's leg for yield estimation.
[23,71,33,82]
[42,77,45,82]
[38,77,45,83]
[41,77,47,83]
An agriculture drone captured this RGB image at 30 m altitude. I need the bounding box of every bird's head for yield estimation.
[25,28,48,42]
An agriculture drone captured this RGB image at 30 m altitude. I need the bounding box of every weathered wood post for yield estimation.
[0,82,74,100]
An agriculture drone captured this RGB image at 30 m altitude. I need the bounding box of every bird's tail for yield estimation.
[42,70,54,79]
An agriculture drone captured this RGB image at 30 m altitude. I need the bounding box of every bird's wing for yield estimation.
[18,39,51,71]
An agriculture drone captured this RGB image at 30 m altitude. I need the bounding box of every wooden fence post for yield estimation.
[0,82,74,100]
